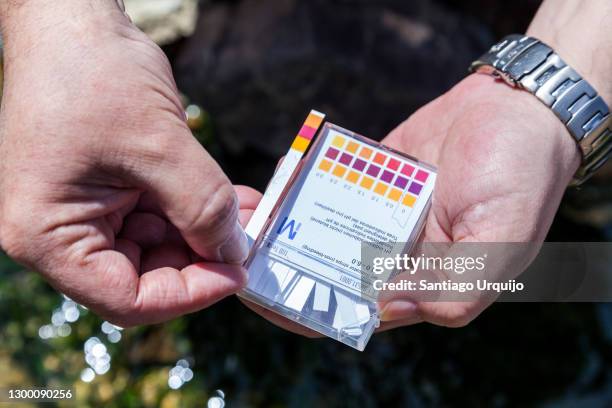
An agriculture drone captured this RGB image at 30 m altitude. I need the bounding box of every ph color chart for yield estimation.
[317,134,430,209]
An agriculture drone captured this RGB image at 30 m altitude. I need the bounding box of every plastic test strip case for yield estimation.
[240,110,437,351]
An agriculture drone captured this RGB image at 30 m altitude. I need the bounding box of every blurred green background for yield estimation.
[1,0,612,407]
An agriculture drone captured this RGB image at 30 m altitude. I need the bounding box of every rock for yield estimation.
[125,0,198,45]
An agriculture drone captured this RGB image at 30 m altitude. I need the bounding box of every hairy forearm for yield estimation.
[0,0,121,46]
[528,0,612,105]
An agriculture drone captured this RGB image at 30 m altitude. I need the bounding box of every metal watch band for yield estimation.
[470,34,612,186]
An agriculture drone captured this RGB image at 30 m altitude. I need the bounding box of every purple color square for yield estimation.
[325,147,339,160]
[339,153,353,166]
[352,158,367,171]
[394,176,408,189]
[366,164,381,177]
[408,182,423,195]
[380,170,394,183]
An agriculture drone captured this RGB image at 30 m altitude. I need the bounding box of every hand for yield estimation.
[0,1,251,327]
[377,73,580,329]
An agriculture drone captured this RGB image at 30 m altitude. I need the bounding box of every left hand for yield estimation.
[377,73,580,330]
[242,73,581,337]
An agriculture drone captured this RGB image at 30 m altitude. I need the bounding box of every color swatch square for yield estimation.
[299,125,317,140]
[346,141,359,153]
[388,188,402,202]
[346,171,360,184]
[360,176,374,189]
[332,165,347,178]
[394,176,408,189]
[359,147,373,159]
[352,158,367,171]
[291,136,310,153]
[408,182,423,195]
[374,182,388,196]
[319,159,332,172]
[381,170,394,183]
[339,153,353,166]
[402,194,416,207]
[401,164,415,177]
[304,112,324,129]
[366,164,381,177]
[332,135,346,148]
[415,169,429,183]
[373,152,387,165]
[325,147,339,160]
[387,158,400,171]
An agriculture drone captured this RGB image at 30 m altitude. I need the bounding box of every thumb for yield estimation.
[140,132,249,264]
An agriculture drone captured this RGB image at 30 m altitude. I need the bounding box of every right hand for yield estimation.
[0,0,249,327]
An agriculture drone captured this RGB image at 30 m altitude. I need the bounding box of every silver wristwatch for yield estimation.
[470,34,611,186]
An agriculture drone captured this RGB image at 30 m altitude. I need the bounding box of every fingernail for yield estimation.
[219,222,250,264]
[380,300,418,322]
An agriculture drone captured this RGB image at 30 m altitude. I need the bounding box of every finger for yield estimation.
[238,210,256,228]
[120,212,167,248]
[132,262,247,325]
[132,128,249,264]
[239,298,323,338]
[377,315,424,332]
[234,185,262,211]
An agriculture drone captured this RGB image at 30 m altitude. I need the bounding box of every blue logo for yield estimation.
[277,217,301,240]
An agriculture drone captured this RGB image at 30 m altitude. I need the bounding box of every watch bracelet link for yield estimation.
[470,34,611,186]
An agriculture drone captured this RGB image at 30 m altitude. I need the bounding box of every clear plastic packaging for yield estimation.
[240,114,436,350]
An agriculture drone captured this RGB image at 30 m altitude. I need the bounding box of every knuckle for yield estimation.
[185,182,238,241]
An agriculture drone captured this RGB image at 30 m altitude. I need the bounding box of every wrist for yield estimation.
[460,73,581,181]
[527,0,612,106]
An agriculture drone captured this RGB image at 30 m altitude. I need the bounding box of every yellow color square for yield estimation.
[388,188,402,202]
[346,141,359,153]
[332,135,346,148]
[291,135,310,152]
[318,159,332,172]
[403,194,417,207]
[360,176,374,189]
[359,147,373,159]
[332,165,347,178]
[346,170,360,184]
[374,182,388,196]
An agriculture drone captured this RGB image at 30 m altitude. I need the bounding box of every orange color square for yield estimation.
[359,147,373,159]
[304,112,324,129]
[373,152,387,165]
[332,164,347,178]
[346,141,359,154]
[346,171,360,184]
[360,176,374,189]
[402,194,417,207]
[388,188,402,202]
[374,182,388,196]
[318,159,332,172]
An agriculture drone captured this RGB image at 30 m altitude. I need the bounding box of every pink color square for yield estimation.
[299,125,317,140]
[387,158,401,171]
[415,169,429,183]
[401,164,415,177]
